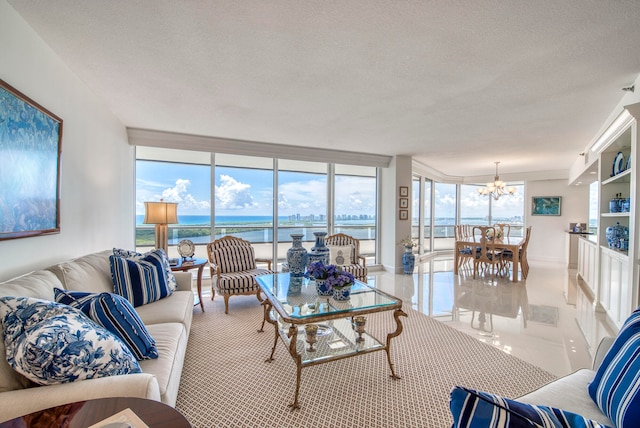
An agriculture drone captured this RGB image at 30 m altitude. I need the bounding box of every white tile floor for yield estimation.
[368,256,594,377]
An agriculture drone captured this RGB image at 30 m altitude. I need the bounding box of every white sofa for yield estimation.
[0,250,194,422]
[518,336,616,426]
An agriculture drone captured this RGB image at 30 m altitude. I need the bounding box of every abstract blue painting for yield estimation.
[0,79,62,240]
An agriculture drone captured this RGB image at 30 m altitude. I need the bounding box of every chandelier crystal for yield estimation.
[477,161,516,200]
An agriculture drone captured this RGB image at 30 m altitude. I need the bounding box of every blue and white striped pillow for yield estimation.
[109,250,172,307]
[113,248,177,291]
[54,289,158,360]
[588,307,640,428]
[450,386,611,428]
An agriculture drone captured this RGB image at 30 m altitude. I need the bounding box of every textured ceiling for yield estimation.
[8,0,640,178]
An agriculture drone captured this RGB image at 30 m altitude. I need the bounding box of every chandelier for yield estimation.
[477,161,516,200]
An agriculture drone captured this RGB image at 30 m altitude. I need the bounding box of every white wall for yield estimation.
[0,1,134,281]
[525,179,590,264]
[379,155,412,273]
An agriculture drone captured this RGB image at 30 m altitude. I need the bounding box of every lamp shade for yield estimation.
[143,201,178,225]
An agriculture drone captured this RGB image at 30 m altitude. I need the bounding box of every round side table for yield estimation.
[171,257,208,312]
[0,397,191,428]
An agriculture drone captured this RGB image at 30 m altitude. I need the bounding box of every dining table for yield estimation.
[454,235,526,282]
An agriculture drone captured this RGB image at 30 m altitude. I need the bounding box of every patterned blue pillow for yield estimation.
[0,297,141,385]
[109,250,172,307]
[113,248,177,291]
[54,289,158,360]
[588,307,640,428]
[450,386,612,428]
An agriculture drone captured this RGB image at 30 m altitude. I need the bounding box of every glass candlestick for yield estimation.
[305,324,318,352]
[354,315,366,343]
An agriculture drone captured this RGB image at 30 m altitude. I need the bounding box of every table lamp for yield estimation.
[143,199,178,253]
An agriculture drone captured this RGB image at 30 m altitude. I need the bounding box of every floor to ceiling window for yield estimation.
[277,159,328,257]
[214,154,274,259]
[460,184,489,226]
[411,176,421,250]
[334,164,377,258]
[410,172,524,253]
[135,148,212,259]
[136,148,379,265]
[433,183,457,250]
[423,179,432,252]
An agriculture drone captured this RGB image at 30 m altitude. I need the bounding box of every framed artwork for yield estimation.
[399,186,409,197]
[531,196,561,216]
[399,210,409,221]
[399,198,409,208]
[0,79,63,241]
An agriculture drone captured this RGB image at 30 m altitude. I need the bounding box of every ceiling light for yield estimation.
[477,162,516,200]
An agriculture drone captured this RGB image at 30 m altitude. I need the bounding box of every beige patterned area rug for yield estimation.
[176,295,556,427]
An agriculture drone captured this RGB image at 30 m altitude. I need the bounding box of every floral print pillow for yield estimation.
[0,296,141,385]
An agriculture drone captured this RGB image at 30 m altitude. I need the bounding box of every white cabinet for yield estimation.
[599,247,631,327]
[576,284,596,349]
[577,236,597,293]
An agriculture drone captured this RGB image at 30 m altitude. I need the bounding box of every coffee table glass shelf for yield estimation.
[256,273,407,409]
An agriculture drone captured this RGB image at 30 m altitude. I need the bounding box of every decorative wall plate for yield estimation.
[626,154,632,171]
[613,151,625,176]
[177,239,195,258]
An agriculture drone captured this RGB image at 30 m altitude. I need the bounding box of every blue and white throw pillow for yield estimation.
[54,289,158,360]
[0,297,141,385]
[113,248,177,291]
[588,307,640,428]
[110,249,172,307]
[450,386,612,428]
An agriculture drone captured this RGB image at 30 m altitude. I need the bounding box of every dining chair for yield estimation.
[493,223,511,238]
[472,226,503,279]
[455,225,475,273]
[501,226,532,279]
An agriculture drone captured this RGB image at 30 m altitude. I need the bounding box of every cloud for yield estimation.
[278,179,327,213]
[215,175,258,210]
[138,178,210,214]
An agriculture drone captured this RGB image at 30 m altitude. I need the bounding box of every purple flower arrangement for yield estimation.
[304,261,337,280]
[305,261,355,290]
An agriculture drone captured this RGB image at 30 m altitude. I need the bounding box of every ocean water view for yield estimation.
[135,215,531,246]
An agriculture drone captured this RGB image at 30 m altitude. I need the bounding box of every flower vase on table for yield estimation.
[332,285,352,301]
[305,261,336,296]
[314,278,332,296]
[327,269,356,301]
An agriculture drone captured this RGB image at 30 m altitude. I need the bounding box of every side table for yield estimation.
[0,397,191,427]
[171,257,207,312]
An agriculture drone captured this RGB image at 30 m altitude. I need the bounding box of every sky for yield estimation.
[135,161,377,217]
[136,160,524,219]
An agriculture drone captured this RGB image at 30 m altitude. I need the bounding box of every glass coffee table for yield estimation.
[256,273,407,409]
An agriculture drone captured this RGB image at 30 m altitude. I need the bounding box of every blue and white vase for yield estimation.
[332,285,352,301]
[287,234,308,277]
[402,246,415,275]
[315,279,332,296]
[307,232,330,267]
